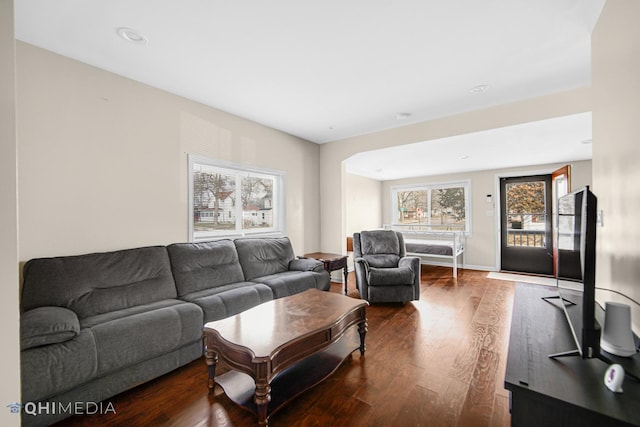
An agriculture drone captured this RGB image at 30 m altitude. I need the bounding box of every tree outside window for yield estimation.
[393,182,470,232]
[189,155,285,241]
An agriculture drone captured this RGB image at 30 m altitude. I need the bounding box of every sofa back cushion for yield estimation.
[234,237,295,281]
[359,230,405,268]
[167,240,246,296]
[21,246,176,319]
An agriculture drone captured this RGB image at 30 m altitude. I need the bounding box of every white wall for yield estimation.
[0,0,21,424]
[321,88,592,254]
[592,0,640,334]
[378,160,592,270]
[16,42,322,261]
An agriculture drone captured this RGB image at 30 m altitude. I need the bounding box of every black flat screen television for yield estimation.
[551,185,601,359]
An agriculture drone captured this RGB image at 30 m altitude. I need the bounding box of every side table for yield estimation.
[302,252,349,295]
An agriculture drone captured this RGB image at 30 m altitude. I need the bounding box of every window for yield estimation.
[391,181,471,232]
[189,155,286,241]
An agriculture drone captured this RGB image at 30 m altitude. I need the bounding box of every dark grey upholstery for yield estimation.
[167,240,246,296]
[21,246,178,318]
[20,237,330,426]
[234,237,296,280]
[353,230,421,303]
[20,306,80,350]
[167,240,276,322]
[21,329,97,403]
[178,282,273,322]
[234,237,330,296]
[252,270,329,298]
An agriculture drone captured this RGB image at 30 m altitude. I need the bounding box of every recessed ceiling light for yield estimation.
[469,84,489,94]
[396,112,412,120]
[581,138,593,145]
[116,27,148,45]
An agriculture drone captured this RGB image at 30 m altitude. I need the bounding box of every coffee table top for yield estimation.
[204,289,367,358]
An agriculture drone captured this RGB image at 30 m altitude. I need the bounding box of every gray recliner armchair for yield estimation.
[353,230,420,303]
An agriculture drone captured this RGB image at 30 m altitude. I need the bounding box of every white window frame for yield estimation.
[188,154,286,242]
[391,180,472,234]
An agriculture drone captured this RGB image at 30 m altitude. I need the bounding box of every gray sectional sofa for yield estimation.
[19,237,330,426]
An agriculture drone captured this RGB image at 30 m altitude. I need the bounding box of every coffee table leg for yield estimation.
[358,320,367,355]
[205,347,218,393]
[254,379,271,426]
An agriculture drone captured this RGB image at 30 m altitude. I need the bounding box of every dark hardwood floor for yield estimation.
[56,266,515,427]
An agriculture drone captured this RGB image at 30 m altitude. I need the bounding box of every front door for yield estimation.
[500,174,553,275]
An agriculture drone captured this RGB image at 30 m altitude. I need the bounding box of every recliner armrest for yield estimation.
[399,256,420,269]
[354,257,370,269]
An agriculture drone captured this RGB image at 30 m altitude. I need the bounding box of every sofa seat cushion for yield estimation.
[367,266,415,286]
[21,329,97,402]
[82,300,203,377]
[21,306,80,350]
[181,282,273,323]
[254,271,330,298]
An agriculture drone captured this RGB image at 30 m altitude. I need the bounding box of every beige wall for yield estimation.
[0,0,21,424]
[321,88,592,254]
[592,0,640,334]
[345,172,382,236]
[16,42,322,261]
[344,172,382,273]
[378,160,592,270]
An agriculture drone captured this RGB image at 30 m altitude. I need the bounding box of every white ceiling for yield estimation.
[345,112,592,180]
[14,0,604,179]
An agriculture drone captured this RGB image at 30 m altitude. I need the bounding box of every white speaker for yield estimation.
[600,302,637,357]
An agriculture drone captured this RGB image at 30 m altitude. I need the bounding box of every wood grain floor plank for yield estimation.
[54,267,515,427]
[458,349,501,427]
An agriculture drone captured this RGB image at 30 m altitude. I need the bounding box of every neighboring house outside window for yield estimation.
[391,180,471,233]
[189,155,286,242]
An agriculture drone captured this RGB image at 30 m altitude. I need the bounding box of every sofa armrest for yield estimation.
[289,258,325,273]
[21,306,80,351]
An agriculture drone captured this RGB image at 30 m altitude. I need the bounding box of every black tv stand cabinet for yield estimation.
[505,283,640,427]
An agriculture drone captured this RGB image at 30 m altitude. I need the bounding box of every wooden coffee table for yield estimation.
[204,288,368,426]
